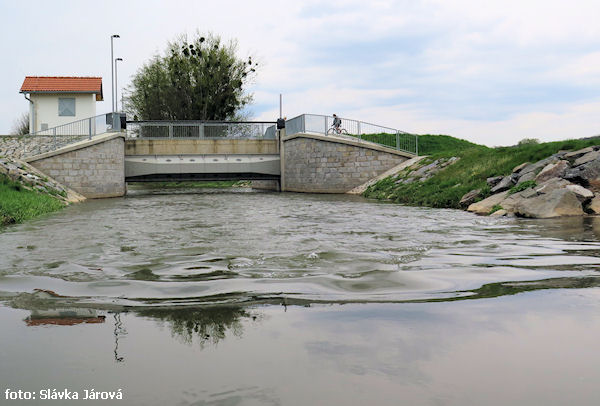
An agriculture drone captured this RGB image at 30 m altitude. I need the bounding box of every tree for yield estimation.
[11,112,29,135]
[125,33,258,121]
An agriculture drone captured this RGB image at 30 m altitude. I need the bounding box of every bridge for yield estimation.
[20,113,418,198]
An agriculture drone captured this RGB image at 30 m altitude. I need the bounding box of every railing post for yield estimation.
[302,115,306,133]
[324,116,327,134]
[416,134,419,156]
[88,118,93,140]
[357,122,361,138]
[53,128,57,149]
[396,131,400,150]
[199,123,204,139]
[168,123,173,139]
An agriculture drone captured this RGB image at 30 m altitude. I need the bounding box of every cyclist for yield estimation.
[332,114,342,133]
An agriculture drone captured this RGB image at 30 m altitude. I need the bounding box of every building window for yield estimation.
[58,98,76,116]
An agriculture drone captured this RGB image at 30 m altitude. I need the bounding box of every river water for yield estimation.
[1,188,600,405]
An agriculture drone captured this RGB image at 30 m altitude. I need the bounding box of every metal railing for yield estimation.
[27,113,122,155]
[126,121,277,140]
[285,114,418,155]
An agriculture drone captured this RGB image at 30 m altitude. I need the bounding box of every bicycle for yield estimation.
[327,125,348,135]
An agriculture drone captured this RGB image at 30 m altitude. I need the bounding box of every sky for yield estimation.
[1,0,599,146]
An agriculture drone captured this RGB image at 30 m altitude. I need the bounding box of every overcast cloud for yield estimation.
[1,0,599,146]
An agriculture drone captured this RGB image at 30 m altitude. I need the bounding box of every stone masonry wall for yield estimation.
[283,136,409,193]
[27,136,125,198]
[0,135,89,159]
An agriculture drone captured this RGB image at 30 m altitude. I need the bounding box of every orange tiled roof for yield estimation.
[20,76,103,101]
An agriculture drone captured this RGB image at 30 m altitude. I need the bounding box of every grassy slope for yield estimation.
[0,174,65,226]
[364,135,600,209]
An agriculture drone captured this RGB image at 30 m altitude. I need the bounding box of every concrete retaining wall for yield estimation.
[283,133,411,193]
[24,134,125,198]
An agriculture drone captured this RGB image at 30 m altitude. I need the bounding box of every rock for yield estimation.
[491,175,516,193]
[500,193,527,212]
[486,176,503,187]
[516,171,536,184]
[564,147,594,161]
[512,162,530,173]
[579,160,600,191]
[573,150,600,167]
[535,177,572,195]
[520,187,539,198]
[535,160,570,183]
[467,191,509,215]
[514,189,584,218]
[588,196,600,214]
[459,189,481,208]
[519,156,560,177]
[565,184,594,202]
[490,209,507,217]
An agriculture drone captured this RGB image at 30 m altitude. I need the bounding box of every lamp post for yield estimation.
[115,58,123,112]
[110,34,120,112]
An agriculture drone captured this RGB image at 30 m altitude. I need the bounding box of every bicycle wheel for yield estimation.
[340,129,349,135]
[327,128,335,135]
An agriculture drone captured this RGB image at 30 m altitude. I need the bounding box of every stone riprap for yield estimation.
[0,135,89,160]
[25,134,125,199]
[0,157,84,203]
[283,134,411,193]
[466,145,600,218]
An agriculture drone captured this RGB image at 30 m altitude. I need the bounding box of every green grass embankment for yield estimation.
[364,135,600,209]
[0,174,65,226]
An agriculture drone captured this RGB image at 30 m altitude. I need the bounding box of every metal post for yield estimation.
[115,58,123,112]
[279,93,282,119]
[357,122,361,137]
[53,128,57,149]
[302,114,305,133]
[416,134,419,156]
[168,123,173,138]
[110,34,120,112]
[324,116,327,135]
[396,132,400,150]
[88,118,92,140]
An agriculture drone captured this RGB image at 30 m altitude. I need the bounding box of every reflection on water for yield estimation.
[136,306,256,347]
[2,189,600,405]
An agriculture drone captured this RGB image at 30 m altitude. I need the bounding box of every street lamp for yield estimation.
[115,58,123,112]
[110,34,120,112]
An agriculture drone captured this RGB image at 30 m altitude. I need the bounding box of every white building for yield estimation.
[19,76,103,133]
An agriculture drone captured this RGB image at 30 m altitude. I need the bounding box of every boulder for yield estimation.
[512,162,530,174]
[535,160,570,183]
[565,184,594,202]
[490,209,508,217]
[565,147,594,161]
[500,192,527,212]
[535,177,572,195]
[519,156,560,177]
[579,160,600,191]
[486,176,504,187]
[514,189,584,218]
[516,171,536,184]
[588,196,600,214]
[467,191,509,215]
[459,189,481,208]
[490,175,516,193]
[573,150,600,167]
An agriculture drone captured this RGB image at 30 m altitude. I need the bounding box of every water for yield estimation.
[1,188,600,405]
